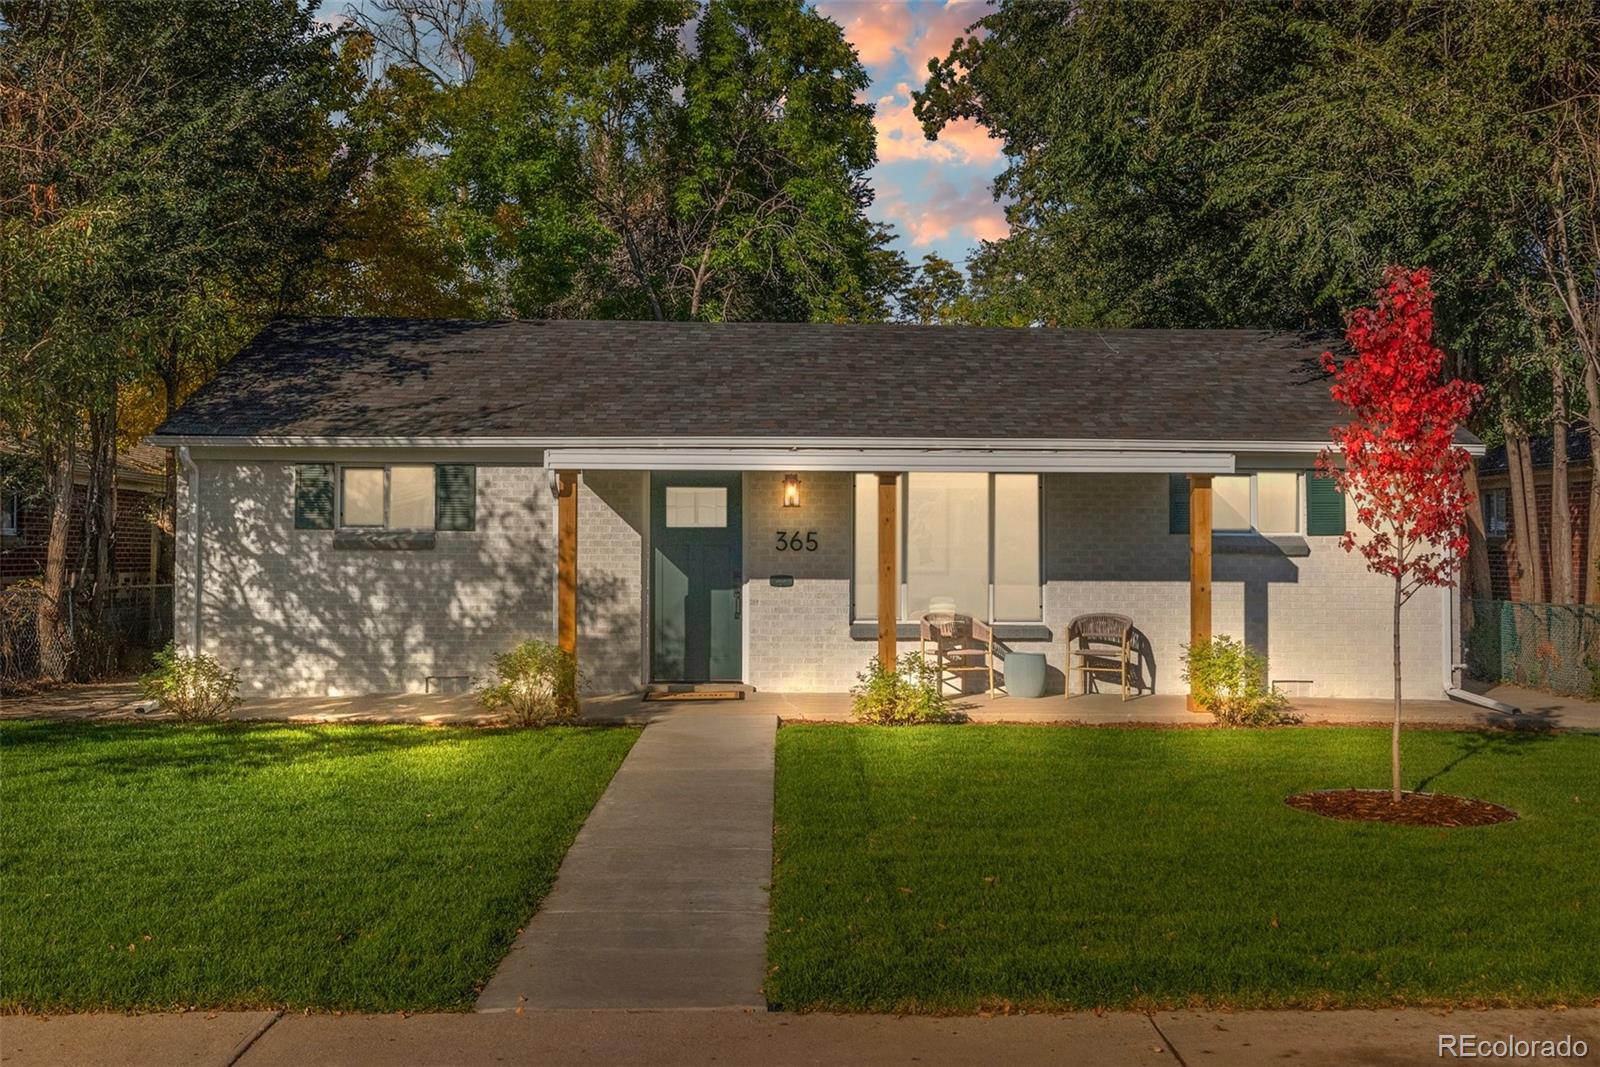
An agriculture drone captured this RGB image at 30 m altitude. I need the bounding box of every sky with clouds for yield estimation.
[815,0,1007,268]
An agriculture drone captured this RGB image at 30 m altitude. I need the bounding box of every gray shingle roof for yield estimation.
[154,317,1464,445]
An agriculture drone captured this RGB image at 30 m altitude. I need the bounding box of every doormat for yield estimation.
[642,690,747,702]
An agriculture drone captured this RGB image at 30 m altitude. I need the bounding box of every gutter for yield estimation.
[1440,573,1520,714]
[179,446,201,655]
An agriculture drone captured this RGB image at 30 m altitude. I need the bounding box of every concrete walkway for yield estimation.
[475,710,777,1011]
[7,1007,1597,1066]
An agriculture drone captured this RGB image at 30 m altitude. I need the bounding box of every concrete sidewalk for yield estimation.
[474,710,777,1010]
[5,1007,1596,1066]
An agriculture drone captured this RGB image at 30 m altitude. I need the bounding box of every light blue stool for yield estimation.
[1003,652,1048,699]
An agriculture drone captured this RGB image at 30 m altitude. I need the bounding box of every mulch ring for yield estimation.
[1285,788,1519,827]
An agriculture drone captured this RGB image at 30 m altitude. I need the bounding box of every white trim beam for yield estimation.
[542,447,1237,474]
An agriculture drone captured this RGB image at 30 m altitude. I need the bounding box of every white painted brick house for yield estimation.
[152,319,1482,701]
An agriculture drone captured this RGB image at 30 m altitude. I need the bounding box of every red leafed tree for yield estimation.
[1318,267,1481,802]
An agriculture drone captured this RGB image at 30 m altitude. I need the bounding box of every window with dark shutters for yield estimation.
[434,465,476,531]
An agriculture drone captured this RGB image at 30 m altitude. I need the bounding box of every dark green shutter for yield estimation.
[1306,471,1346,535]
[294,464,334,529]
[1168,474,1189,534]
[435,464,476,531]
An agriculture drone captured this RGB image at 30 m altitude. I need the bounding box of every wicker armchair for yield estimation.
[1066,613,1136,700]
[919,611,1003,698]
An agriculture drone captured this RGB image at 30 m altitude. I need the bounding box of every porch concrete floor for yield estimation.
[5,680,1599,731]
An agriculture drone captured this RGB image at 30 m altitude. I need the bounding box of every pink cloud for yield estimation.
[818,0,982,75]
[816,1,915,68]
[873,82,1001,165]
[877,180,1010,250]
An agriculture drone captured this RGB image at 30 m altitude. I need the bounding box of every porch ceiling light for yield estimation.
[782,473,802,508]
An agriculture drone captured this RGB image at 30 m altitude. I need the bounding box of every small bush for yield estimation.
[851,653,948,725]
[1181,635,1298,726]
[140,643,241,722]
[479,639,580,726]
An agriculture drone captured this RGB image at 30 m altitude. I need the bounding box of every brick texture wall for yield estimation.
[178,461,555,696]
[177,460,1447,700]
[1482,471,1591,602]
[2,482,160,585]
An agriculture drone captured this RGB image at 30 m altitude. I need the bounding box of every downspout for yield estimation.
[1442,568,1518,714]
[179,446,201,655]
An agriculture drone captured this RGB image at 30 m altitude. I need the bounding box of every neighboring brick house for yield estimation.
[1,442,169,587]
[151,318,1484,701]
[1477,429,1593,603]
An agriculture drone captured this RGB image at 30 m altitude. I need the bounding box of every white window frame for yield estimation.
[1,489,17,536]
[337,464,436,531]
[1483,488,1508,539]
[1214,471,1304,537]
[850,473,1045,625]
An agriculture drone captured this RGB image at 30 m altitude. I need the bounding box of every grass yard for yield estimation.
[769,725,1600,1013]
[1,721,637,1012]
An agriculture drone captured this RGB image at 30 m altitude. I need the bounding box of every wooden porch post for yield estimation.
[877,473,898,667]
[1188,473,1212,711]
[557,470,578,656]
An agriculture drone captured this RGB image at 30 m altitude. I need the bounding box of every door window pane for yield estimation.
[665,486,727,528]
[905,472,988,618]
[1212,475,1252,532]
[389,465,436,529]
[1256,471,1299,533]
[341,468,385,527]
[994,474,1041,620]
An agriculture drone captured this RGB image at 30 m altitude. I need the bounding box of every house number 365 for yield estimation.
[775,530,819,552]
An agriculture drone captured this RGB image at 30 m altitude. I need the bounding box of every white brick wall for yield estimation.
[178,461,555,696]
[178,461,1446,700]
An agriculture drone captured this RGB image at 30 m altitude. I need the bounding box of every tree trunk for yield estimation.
[1551,360,1573,604]
[1501,416,1542,603]
[37,437,76,682]
[1392,570,1403,804]
[1583,358,1600,603]
[1515,432,1545,603]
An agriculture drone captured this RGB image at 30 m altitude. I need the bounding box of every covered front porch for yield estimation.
[549,444,1242,705]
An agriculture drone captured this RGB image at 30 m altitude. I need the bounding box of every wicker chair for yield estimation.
[1066,613,1136,700]
[919,611,1003,698]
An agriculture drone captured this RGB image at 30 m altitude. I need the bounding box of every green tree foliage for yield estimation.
[915,1,1591,367]
[363,0,907,321]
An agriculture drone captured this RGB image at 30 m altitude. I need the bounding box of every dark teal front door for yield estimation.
[651,473,742,682]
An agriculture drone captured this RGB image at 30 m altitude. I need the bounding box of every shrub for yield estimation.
[479,639,580,726]
[851,653,948,725]
[1181,635,1298,726]
[140,643,241,722]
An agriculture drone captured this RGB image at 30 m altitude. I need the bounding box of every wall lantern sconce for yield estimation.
[782,473,802,508]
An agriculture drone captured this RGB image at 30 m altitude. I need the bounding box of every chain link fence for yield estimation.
[0,583,172,689]
[1464,598,1600,699]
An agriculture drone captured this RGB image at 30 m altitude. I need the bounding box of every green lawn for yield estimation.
[0,721,638,1012]
[769,725,1600,1013]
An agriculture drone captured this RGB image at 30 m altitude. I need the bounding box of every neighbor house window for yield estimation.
[339,465,436,530]
[1210,472,1302,535]
[1483,488,1508,538]
[852,473,1042,623]
[1,489,17,536]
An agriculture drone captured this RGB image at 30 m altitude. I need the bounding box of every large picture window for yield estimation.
[1211,472,1302,535]
[853,473,1042,623]
[339,465,437,530]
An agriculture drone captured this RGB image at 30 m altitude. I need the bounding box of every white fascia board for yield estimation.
[543,447,1237,474]
[146,433,1487,457]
